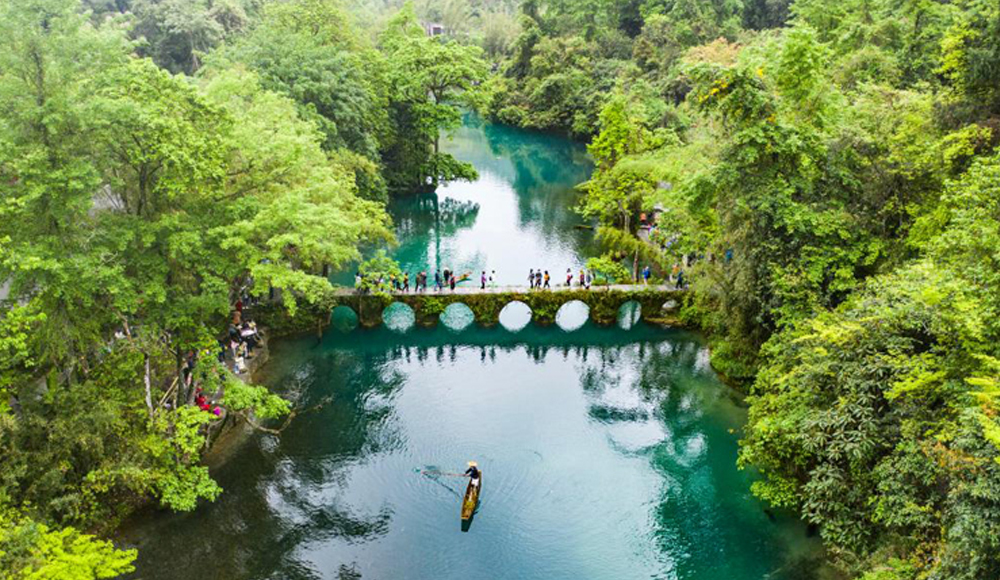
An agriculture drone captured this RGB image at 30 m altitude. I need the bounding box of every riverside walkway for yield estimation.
[330,284,686,327]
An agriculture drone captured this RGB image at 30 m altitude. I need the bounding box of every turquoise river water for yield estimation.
[122,116,831,580]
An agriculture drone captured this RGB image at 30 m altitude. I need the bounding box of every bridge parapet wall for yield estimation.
[334,286,685,328]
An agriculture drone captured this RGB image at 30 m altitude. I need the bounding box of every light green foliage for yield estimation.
[223,379,293,421]
[212,0,384,156]
[204,0,391,201]
[489,33,607,136]
[585,255,630,287]
[0,305,46,407]
[0,0,392,573]
[741,261,984,551]
[967,357,1000,462]
[142,407,222,511]
[358,250,404,297]
[202,67,393,315]
[857,559,917,580]
[0,508,136,579]
[773,26,836,126]
[578,91,670,277]
[926,152,1000,318]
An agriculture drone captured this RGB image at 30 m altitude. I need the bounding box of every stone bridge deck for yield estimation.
[331,284,686,327]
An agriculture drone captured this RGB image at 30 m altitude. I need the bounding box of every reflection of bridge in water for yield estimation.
[330,285,686,328]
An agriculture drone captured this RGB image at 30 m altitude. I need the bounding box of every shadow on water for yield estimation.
[460,508,477,533]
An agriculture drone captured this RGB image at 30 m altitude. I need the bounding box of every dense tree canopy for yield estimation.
[478,0,1000,577]
[0,0,395,575]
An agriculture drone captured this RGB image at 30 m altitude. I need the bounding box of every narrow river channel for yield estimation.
[122,115,829,580]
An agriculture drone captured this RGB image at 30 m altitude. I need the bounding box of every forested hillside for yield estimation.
[2,0,1000,578]
[478,0,1000,578]
[0,0,486,575]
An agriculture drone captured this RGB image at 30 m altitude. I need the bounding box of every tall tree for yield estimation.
[379,2,488,189]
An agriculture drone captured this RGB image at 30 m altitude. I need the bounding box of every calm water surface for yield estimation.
[122,118,828,580]
[334,114,599,286]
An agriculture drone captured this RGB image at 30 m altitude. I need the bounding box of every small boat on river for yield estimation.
[461,471,481,521]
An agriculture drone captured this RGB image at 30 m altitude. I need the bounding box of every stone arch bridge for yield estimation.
[331,285,685,328]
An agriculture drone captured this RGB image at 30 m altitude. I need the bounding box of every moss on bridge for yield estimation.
[334,287,685,328]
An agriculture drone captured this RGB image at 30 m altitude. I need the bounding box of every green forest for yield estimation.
[1,0,1000,578]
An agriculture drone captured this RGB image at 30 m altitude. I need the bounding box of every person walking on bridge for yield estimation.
[528,269,535,289]
[642,265,651,285]
[434,271,442,292]
[480,271,487,290]
[566,268,573,287]
[543,270,551,289]
[535,270,542,288]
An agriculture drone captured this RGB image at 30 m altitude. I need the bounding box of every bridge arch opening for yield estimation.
[617,301,642,330]
[556,300,589,332]
[440,303,474,331]
[330,305,359,333]
[383,302,416,333]
[499,300,532,332]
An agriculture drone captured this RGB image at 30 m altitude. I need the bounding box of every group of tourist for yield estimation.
[354,267,479,294]
[226,307,261,375]
[351,262,689,293]
[176,295,264,419]
[527,268,593,289]
[194,386,222,417]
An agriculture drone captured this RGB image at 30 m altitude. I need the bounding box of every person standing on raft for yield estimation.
[465,461,481,487]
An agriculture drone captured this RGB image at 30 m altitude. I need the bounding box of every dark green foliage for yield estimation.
[474,0,1000,576]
